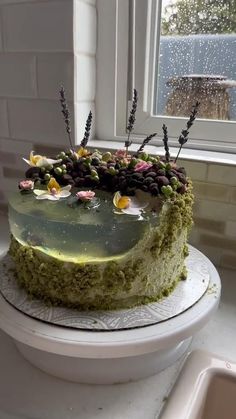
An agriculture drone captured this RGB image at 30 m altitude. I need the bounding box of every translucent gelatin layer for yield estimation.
[8,190,157,263]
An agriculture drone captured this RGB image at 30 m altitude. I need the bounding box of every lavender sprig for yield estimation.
[136,133,157,155]
[162,124,170,162]
[174,101,200,163]
[80,111,93,148]
[59,86,74,151]
[125,89,138,153]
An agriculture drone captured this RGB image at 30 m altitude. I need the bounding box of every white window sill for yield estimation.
[89,139,236,166]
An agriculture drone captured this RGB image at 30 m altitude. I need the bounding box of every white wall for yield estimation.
[0,0,97,206]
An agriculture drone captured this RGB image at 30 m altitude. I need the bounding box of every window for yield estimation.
[96,0,236,153]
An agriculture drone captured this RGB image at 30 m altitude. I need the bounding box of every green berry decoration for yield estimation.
[44,173,51,181]
[54,167,63,176]
[161,185,173,198]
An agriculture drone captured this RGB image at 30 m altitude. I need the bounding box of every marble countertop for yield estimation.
[0,215,235,419]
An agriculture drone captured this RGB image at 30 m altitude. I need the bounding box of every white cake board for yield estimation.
[0,246,210,330]
[0,246,221,384]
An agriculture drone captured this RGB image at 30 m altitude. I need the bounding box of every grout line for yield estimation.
[34,55,39,98]
[0,7,5,52]
[0,51,74,55]
[5,99,11,138]
[1,96,74,103]
[0,0,73,7]
[74,51,96,58]
[76,0,96,8]
[205,162,210,182]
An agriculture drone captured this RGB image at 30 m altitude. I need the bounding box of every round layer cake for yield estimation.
[7,86,199,311]
[8,169,193,310]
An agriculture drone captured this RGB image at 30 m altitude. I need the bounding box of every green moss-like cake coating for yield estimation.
[9,185,193,310]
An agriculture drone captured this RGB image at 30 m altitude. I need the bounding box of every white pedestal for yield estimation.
[0,248,221,384]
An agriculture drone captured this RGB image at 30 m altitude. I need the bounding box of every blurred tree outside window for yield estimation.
[154,0,236,120]
[161,0,236,36]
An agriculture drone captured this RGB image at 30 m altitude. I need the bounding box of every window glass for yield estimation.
[154,0,236,121]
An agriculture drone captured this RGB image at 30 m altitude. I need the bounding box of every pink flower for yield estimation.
[114,149,127,158]
[134,161,153,172]
[19,179,34,190]
[114,149,132,161]
[76,190,95,201]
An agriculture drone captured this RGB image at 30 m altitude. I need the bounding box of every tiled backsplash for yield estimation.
[178,159,236,270]
[0,0,96,198]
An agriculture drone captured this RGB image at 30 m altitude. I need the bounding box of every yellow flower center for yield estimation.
[47,178,61,194]
[117,196,131,209]
[113,191,131,209]
[77,147,89,157]
[30,152,44,165]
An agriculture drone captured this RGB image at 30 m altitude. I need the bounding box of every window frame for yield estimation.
[96,0,236,154]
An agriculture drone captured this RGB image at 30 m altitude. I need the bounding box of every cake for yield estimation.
[8,89,198,310]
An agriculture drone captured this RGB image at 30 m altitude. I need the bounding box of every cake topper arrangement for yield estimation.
[19,87,199,214]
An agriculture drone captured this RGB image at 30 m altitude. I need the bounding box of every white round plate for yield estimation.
[0,246,210,330]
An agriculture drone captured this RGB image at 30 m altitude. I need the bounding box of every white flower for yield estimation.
[113,191,148,216]
[33,178,71,201]
[23,151,61,167]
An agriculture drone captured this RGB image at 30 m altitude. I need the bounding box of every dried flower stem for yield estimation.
[80,111,93,148]
[174,144,183,164]
[174,101,200,163]
[162,124,170,162]
[125,89,138,154]
[136,133,157,155]
[59,86,74,151]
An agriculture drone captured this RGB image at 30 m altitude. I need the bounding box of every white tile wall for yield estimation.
[0,22,2,50]
[0,0,96,203]
[37,53,74,100]
[1,176,18,194]
[207,164,236,186]
[0,0,97,198]
[0,100,9,137]
[75,54,96,101]
[225,221,236,238]
[0,138,33,155]
[74,0,97,144]
[0,0,39,3]
[82,0,96,5]
[0,54,37,97]
[74,0,97,55]
[195,199,236,221]
[2,1,73,52]
[178,159,208,181]
[8,99,74,145]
